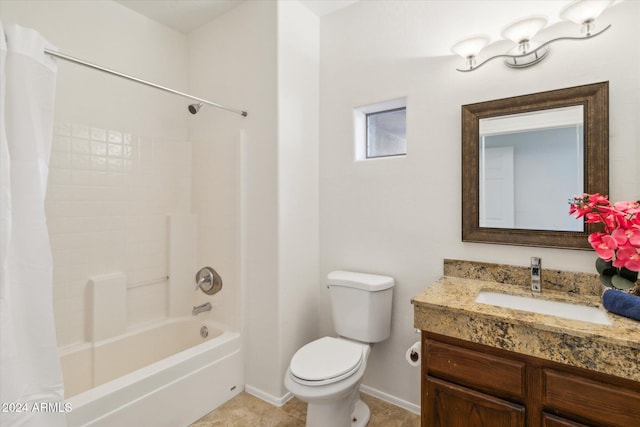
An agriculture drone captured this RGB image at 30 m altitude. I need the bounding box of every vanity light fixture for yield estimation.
[452,0,613,72]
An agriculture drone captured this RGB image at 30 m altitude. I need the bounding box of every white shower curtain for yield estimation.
[0,23,66,427]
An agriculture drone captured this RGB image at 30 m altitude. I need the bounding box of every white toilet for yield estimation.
[284,271,394,427]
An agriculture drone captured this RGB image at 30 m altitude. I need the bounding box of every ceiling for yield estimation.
[114,0,359,34]
[113,0,622,58]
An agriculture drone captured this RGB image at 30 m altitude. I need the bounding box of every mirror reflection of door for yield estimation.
[480,145,514,228]
[479,106,584,232]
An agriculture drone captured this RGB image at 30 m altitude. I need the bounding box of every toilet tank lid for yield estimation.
[327,271,394,291]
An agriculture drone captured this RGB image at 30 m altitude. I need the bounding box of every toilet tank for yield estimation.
[327,271,394,343]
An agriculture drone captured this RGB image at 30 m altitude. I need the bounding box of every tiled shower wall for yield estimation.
[47,122,191,348]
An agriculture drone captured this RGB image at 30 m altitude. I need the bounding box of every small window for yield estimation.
[366,107,406,158]
[354,98,406,161]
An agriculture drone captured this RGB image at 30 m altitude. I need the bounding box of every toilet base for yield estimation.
[304,389,369,427]
[351,399,371,427]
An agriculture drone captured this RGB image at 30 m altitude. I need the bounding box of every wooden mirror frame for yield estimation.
[461,82,609,249]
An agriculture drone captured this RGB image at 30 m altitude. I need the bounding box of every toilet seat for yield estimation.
[290,337,363,386]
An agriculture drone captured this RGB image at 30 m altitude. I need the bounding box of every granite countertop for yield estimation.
[412,260,640,382]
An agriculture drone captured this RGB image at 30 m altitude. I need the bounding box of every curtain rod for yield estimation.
[44,48,248,117]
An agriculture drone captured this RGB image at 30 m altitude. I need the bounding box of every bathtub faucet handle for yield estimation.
[194,266,223,295]
[195,274,212,291]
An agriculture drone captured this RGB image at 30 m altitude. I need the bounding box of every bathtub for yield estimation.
[60,317,242,427]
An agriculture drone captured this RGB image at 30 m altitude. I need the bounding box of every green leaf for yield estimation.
[611,274,636,290]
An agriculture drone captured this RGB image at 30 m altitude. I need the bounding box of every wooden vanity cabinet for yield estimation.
[422,332,640,427]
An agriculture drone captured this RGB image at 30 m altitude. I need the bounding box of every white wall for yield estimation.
[0,1,190,347]
[187,0,271,336]
[319,0,639,409]
[188,0,320,402]
[188,0,282,399]
[277,0,320,400]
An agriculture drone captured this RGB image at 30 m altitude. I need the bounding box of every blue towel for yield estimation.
[602,289,640,321]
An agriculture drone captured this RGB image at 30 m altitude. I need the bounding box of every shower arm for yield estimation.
[44,48,248,117]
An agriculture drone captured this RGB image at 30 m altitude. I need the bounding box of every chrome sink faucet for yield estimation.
[531,257,542,292]
[192,302,212,316]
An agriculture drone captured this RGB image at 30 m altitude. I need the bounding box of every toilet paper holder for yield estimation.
[409,348,419,362]
[405,340,421,367]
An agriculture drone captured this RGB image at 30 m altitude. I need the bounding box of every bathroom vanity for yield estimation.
[412,260,640,427]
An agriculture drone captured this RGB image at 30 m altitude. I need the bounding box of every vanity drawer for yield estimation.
[425,339,525,400]
[543,368,640,427]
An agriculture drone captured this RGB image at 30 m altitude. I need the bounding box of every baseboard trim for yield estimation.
[360,384,421,415]
[244,384,293,408]
[244,383,420,415]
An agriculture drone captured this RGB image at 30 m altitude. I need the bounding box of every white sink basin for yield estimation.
[474,291,612,325]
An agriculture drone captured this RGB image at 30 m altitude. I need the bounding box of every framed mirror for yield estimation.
[462,82,608,249]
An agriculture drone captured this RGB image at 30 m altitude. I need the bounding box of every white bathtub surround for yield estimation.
[188,0,321,403]
[1,0,191,348]
[88,272,126,341]
[168,213,198,317]
[61,317,226,397]
[47,121,191,343]
[64,319,242,427]
[0,23,66,427]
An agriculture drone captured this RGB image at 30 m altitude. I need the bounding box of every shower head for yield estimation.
[188,102,203,114]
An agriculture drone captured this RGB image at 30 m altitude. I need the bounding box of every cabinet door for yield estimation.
[426,376,525,427]
[542,413,590,427]
[543,368,640,427]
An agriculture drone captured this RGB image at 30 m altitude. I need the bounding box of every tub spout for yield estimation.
[192,302,212,316]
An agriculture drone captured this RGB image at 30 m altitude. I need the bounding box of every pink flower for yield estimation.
[613,226,640,248]
[629,227,640,247]
[588,232,617,261]
[611,227,630,246]
[613,247,640,271]
[571,194,640,272]
[569,193,610,219]
[614,201,640,213]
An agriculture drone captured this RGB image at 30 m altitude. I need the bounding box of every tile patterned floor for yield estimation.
[191,391,420,427]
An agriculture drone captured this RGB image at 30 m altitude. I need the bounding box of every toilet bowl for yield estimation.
[285,271,394,427]
[284,337,371,427]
